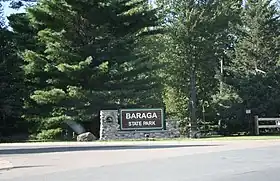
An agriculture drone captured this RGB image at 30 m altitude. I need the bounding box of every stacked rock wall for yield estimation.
[99,110,180,140]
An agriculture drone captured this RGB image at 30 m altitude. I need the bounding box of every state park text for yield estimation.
[120,109,164,130]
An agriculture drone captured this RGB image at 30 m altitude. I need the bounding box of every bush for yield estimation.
[36,128,62,141]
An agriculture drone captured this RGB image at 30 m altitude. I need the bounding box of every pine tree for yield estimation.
[227,0,280,117]
[229,0,280,78]
[156,0,241,136]
[7,12,45,135]
[0,6,25,136]
[23,0,163,139]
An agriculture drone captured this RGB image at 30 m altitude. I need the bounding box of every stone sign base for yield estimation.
[99,110,180,140]
[116,130,179,140]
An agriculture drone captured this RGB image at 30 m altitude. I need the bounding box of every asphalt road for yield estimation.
[0,140,280,181]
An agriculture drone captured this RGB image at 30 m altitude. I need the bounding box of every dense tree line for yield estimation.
[0,0,279,140]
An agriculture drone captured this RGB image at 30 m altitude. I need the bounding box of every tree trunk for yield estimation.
[189,63,198,138]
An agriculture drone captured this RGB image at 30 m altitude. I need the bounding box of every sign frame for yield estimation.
[119,108,165,131]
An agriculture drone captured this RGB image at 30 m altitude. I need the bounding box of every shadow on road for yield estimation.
[0,144,222,155]
[12,165,50,169]
[0,165,50,172]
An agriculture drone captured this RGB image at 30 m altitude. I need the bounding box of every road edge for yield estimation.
[0,160,13,171]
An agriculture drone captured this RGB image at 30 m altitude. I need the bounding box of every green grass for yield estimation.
[1,135,280,144]
[99,135,280,142]
[192,135,280,141]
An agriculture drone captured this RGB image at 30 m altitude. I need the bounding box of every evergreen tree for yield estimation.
[156,0,241,136]
[8,13,40,52]
[23,0,162,139]
[227,0,280,117]
[7,12,44,135]
[0,6,25,136]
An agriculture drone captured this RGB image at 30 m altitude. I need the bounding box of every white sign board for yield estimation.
[246,109,251,114]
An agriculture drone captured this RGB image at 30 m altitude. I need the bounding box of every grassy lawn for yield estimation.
[192,135,280,141]
[100,135,280,142]
[1,135,280,144]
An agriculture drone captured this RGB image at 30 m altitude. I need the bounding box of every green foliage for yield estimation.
[163,86,188,119]
[226,0,280,117]
[36,128,62,140]
[31,89,67,105]
[19,0,163,138]
[158,0,241,123]
[1,0,280,139]
[0,7,26,136]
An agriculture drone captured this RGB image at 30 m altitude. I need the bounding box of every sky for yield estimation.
[2,1,25,17]
[2,1,26,25]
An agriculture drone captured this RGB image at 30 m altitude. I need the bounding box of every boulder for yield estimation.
[77,132,96,142]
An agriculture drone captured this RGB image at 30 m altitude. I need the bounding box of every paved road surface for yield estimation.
[0,140,280,181]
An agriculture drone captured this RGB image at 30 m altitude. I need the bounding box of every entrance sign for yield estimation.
[120,108,164,130]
